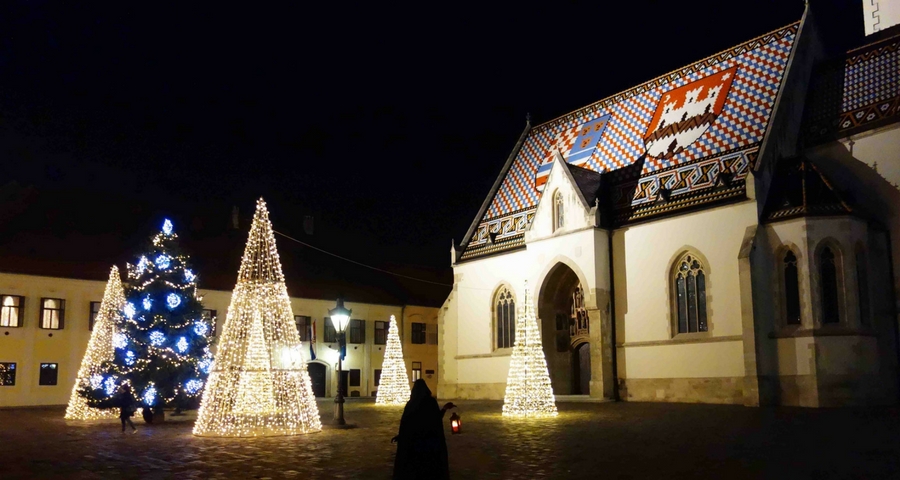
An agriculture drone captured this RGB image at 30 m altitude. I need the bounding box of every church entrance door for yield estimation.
[573,342,591,395]
[308,362,326,397]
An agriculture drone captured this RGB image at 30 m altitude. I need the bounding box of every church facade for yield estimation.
[438,8,900,407]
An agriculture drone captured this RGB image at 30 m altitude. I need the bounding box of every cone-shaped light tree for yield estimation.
[193,198,321,437]
[502,281,558,417]
[375,315,411,405]
[65,266,125,420]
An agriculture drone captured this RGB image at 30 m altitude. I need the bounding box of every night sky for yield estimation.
[0,1,863,303]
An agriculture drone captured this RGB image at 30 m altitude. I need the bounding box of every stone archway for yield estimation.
[538,262,590,395]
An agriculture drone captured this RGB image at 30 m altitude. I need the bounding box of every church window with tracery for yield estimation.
[819,246,840,324]
[674,253,708,334]
[783,250,801,325]
[495,286,516,349]
[553,190,564,231]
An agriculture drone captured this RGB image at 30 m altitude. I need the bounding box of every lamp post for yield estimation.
[329,296,352,426]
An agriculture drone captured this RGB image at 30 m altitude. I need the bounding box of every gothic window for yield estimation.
[674,254,708,334]
[783,251,801,325]
[495,286,516,349]
[819,246,840,324]
[553,190,564,231]
[856,248,870,327]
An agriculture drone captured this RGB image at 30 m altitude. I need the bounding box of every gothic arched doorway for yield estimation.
[538,262,591,395]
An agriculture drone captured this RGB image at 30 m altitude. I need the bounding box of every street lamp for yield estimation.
[329,296,352,426]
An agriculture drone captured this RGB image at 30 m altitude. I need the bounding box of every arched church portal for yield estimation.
[538,263,591,395]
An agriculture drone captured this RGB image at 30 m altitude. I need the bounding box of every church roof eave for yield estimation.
[459,119,532,249]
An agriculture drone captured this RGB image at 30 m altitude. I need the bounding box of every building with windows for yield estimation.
[0,271,438,407]
[439,5,900,407]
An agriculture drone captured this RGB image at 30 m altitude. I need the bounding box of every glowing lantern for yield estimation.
[449,412,461,434]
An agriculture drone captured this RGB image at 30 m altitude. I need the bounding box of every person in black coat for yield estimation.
[116,385,137,433]
[392,379,455,480]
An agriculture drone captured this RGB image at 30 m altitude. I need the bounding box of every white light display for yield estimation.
[184,269,196,282]
[194,321,208,336]
[375,315,411,405]
[124,302,136,319]
[185,379,204,395]
[199,358,213,374]
[155,254,171,269]
[143,295,153,311]
[113,333,128,349]
[149,331,166,346]
[162,219,174,235]
[166,293,181,309]
[64,267,126,420]
[104,376,118,396]
[176,336,189,353]
[502,282,558,417]
[144,384,158,405]
[137,256,149,274]
[125,351,136,365]
[193,198,321,437]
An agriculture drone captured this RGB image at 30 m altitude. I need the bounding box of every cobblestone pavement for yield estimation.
[2,399,900,479]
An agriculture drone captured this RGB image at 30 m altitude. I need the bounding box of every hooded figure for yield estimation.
[392,379,455,480]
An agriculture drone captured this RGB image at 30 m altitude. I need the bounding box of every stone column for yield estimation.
[588,295,615,399]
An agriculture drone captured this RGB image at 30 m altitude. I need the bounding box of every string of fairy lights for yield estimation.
[375,315,411,405]
[502,282,558,417]
[193,198,321,437]
[64,266,125,420]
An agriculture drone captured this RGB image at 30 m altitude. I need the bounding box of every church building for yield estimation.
[438,5,900,407]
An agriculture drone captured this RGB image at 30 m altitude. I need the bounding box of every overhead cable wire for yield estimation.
[273,230,453,287]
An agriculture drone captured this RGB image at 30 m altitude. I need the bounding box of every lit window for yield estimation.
[374,321,387,345]
[411,323,426,344]
[674,254,708,334]
[39,363,58,386]
[40,298,65,330]
[1,295,23,328]
[0,363,16,386]
[411,362,422,382]
[89,301,102,331]
[819,246,840,324]
[495,286,516,349]
[783,251,801,325]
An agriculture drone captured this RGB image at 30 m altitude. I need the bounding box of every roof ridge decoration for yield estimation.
[460,21,800,262]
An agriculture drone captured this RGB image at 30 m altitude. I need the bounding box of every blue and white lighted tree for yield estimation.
[82,219,213,416]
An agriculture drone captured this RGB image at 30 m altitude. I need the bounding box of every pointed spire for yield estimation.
[237,198,285,284]
[65,266,125,420]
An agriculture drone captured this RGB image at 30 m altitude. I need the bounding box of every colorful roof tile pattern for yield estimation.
[478,24,797,224]
[838,35,900,131]
[462,23,798,259]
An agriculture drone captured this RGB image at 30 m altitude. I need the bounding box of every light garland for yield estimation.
[502,281,558,417]
[375,315,411,405]
[65,266,124,420]
[193,198,321,437]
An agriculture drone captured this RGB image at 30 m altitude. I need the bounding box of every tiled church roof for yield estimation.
[461,22,799,261]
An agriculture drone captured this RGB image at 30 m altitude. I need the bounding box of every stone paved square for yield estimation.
[2,399,900,479]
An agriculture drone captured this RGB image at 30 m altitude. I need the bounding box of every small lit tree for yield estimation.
[193,198,321,437]
[502,281,558,417]
[65,266,124,420]
[375,315,411,405]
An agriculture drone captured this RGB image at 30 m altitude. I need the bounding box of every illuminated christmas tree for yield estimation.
[375,315,411,405]
[502,282,558,417]
[65,266,125,420]
[81,219,213,416]
[193,198,321,437]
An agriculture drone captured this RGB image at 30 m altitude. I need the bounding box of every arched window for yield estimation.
[783,250,801,325]
[856,248,870,327]
[553,190,564,231]
[819,246,840,324]
[674,253,708,334]
[495,286,516,349]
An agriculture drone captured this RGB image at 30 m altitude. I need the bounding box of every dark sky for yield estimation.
[0,1,863,298]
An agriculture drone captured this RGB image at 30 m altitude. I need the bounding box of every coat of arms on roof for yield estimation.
[534,115,611,192]
[644,66,737,160]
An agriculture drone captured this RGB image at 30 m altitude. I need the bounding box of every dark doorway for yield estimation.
[339,370,349,397]
[573,343,591,395]
[308,362,326,397]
